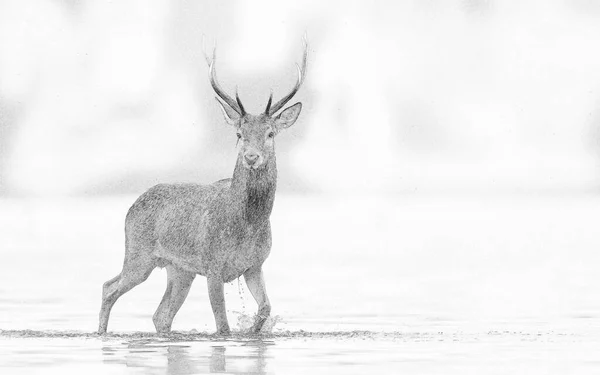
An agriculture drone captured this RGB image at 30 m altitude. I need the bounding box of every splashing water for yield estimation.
[230,277,282,333]
[237,277,246,312]
[260,315,282,333]
[234,312,282,334]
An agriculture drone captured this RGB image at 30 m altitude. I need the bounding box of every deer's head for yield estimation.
[206,40,307,170]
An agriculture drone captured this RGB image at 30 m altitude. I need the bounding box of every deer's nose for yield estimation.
[244,152,259,165]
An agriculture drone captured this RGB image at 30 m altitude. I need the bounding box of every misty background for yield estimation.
[2,0,600,196]
[3,5,600,372]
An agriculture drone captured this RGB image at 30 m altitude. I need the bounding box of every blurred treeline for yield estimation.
[1,0,600,196]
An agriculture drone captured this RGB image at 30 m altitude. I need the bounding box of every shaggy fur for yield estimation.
[98,108,302,335]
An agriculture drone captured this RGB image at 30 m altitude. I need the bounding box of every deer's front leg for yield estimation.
[207,275,230,335]
[243,266,271,333]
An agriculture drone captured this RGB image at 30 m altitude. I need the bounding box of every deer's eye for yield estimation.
[268,132,275,138]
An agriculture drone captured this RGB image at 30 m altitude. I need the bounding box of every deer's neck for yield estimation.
[231,155,277,224]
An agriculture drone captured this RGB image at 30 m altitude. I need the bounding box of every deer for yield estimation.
[98,39,307,335]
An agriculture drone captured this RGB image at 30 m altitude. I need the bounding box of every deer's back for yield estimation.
[125,180,230,245]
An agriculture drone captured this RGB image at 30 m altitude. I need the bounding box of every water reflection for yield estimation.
[208,346,226,373]
[102,338,271,374]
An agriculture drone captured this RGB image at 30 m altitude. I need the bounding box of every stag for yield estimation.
[98,39,307,335]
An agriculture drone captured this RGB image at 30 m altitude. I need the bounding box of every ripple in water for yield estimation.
[0,328,576,343]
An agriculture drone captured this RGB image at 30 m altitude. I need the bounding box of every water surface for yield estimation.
[1,193,599,373]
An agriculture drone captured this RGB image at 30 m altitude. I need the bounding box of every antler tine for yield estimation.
[201,35,212,66]
[268,37,308,116]
[264,90,273,114]
[203,39,243,115]
[235,88,246,116]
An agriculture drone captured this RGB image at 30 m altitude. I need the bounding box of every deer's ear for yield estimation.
[216,98,241,127]
[274,102,302,130]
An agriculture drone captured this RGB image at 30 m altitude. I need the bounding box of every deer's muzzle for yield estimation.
[244,152,261,168]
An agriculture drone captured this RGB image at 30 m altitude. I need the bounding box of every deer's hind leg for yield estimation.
[98,247,157,334]
[153,264,195,333]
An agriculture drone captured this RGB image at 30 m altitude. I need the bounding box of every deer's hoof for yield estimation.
[250,314,268,333]
[215,328,231,336]
[155,328,171,335]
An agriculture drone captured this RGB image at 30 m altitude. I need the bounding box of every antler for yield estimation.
[267,37,308,116]
[264,91,273,114]
[235,89,246,116]
[203,39,245,116]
